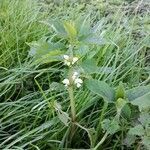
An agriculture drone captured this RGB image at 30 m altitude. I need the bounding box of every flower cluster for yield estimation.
[62,54,83,88]
[62,72,83,88]
[63,55,78,66]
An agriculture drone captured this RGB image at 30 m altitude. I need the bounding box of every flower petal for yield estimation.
[62,79,70,85]
[64,60,71,66]
[63,55,69,60]
[73,71,79,76]
[75,78,83,84]
[76,83,81,88]
[72,57,78,64]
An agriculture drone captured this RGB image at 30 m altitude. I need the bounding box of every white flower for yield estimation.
[72,71,79,80]
[63,55,71,66]
[62,79,70,87]
[63,55,78,66]
[63,55,69,60]
[64,61,71,66]
[72,57,78,64]
[74,78,83,88]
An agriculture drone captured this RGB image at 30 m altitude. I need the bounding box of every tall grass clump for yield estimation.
[0,0,49,68]
[0,0,150,149]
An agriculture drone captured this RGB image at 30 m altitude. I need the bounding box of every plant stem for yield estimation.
[93,132,108,150]
[68,86,76,122]
[68,74,76,144]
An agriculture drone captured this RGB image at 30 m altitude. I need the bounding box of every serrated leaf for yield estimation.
[131,92,150,111]
[101,119,111,131]
[63,21,77,40]
[50,19,67,37]
[28,38,65,64]
[80,59,113,75]
[128,125,145,136]
[86,79,115,102]
[139,112,150,126]
[121,104,131,119]
[76,15,91,37]
[142,136,150,149]
[126,85,150,111]
[75,44,89,57]
[81,59,98,74]
[124,134,136,146]
[126,85,150,101]
[101,119,120,135]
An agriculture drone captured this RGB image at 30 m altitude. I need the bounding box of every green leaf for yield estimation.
[50,19,67,37]
[81,59,98,74]
[80,59,113,75]
[139,112,150,126]
[82,36,106,45]
[75,44,89,57]
[128,125,145,136]
[121,104,131,119]
[126,85,150,101]
[63,21,77,40]
[131,92,150,111]
[126,85,150,111]
[142,136,150,149]
[86,79,115,102]
[116,98,127,113]
[116,82,125,99]
[101,119,120,135]
[28,38,65,64]
[124,134,136,146]
[76,15,91,37]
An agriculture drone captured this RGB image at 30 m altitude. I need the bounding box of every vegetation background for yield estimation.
[0,0,149,149]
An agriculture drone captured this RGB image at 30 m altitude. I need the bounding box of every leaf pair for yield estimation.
[86,79,150,111]
[28,38,65,64]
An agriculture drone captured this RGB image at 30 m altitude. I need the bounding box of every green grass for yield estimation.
[0,0,150,149]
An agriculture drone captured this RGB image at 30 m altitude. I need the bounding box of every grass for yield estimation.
[0,0,150,149]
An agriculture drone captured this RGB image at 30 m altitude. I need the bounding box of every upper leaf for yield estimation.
[81,59,98,74]
[28,38,65,64]
[131,92,150,111]
[85,79,115,102]
[116,82,125,99]
[63,21,77,40]
[49,19,67,37]
[126,85,150,111]
[126,85,150,101]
